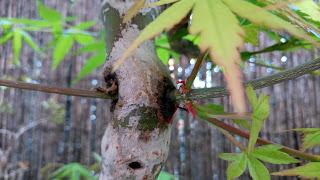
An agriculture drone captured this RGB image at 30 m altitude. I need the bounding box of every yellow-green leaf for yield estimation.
[272,162,320,178]
[37,1,61,22]
[113,0,194,70]
[73,33,95,45]
[123,0,146,23]
[52,35,74,69]
[13,29,22,66]
[73,53,105,84]
[73,21,96,30]
[293,0,320,22]
[248,94,270,152]
[145,0,179,8]
[226,153,247,180]
[247,155,270,180]
[223,0,318,45]
[243,24,259,46]
[251,145,299,164]
[0,32,13,45]
[246,85,258,108]
[219,153,243,161]
[189,0,246,113]
[20,30,41,53]
[302,131,320,150]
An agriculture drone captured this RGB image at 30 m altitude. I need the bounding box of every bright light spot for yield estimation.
[170,74,175,79]
[185,67,191,77]
[168,58,175,66]
[206,82,212,88]
[91,79,98,86]
[190,58,196,65]
[178,67,183,73]
[280,38,287,43]
[35,61,42,68]
[199,81,205,88]
[281,56,287,63]
[169,65,175,71]
[206,71,212,82]
[267,68,273,73]
[249,57,255,62]
[90,115,96,121]
[90,105,96,112]
[206,62,212,70]
[213,66,220,73]
[178,119,184,129]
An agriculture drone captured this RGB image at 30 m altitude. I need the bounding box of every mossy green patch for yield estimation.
[113,106,160,131]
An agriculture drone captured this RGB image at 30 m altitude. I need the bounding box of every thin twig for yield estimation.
[203,117,320,162]
[0,79,114,99]
[186,52,207,89]
[187,57,320,100]
[0,58,319,100]
[219,128,246,151]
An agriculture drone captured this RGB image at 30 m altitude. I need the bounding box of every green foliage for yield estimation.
[246,85,270,152]
[219,147,298,180]
[272,162,320,179]
[226,153,247,180]
[0,1,105,82]
[243,24,259,46]
[146,0,178,8]
[49,163,97,180]
[293,0,320,22]
[251,144,299,164]
[194,103,224,119]
[157,171,175,180]
[247,154,270,180]
[113,0,194,70]
[292,128,320,150]
[116,0,319,114]
[155,34,179,64]
[52,34,74,69]
[37,1,62,22]
[12,28,22,65]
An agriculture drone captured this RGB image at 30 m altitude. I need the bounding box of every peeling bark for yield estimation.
[99,1,176,179]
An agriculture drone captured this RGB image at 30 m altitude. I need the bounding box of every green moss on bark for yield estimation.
[113,106,160,131]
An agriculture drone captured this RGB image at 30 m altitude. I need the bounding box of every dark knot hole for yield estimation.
[128,161,143,170]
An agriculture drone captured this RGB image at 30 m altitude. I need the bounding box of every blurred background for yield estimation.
[0,0,319,179]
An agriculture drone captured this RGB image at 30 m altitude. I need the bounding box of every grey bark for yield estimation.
[99,1,176,179]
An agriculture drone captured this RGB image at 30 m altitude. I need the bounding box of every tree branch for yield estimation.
[0,58,319,100]
[186,57,320,100]
[203,117,320,162]
[0,79,114,99]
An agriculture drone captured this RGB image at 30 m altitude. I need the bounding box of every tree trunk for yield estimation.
[99,1,176,179]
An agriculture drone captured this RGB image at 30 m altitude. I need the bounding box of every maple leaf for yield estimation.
[223,0,318,45]
[293,0,320,22]
[114,0,318,113]
[112,0,194,71]
[189,0,246,113]
[144,0,179,8]
[123,0,146,23]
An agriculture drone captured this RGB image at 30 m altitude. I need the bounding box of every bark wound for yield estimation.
[99,2,176,179]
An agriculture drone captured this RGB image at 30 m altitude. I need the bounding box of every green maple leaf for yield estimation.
[114,0,317,113]
[293,128,320,150]
[189,0,246,113]
[293,0,320,22]
[272,162,320,178]
[223,0,317,44]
